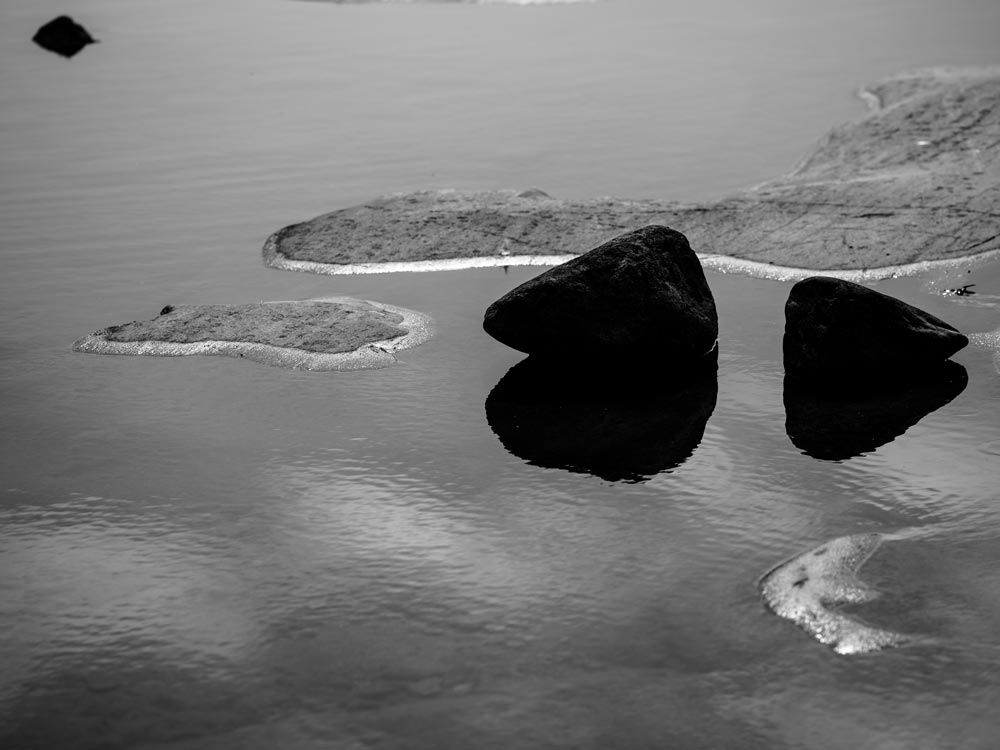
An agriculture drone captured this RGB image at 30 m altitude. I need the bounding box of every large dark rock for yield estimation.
[485,354,718,482]
[784,360,968,461]
[33,16,97,58]
[783,277,967,381]
[483,225,718,367]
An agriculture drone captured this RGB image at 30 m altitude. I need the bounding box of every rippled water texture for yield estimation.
[2,0,1000,748]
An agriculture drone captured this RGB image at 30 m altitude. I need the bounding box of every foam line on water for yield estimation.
[968,328,1000,374]
[263,228,1000,280]
[969,328,1000,350]
[699,248,1000,281]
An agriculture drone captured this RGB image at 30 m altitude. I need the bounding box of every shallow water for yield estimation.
[2,1,1000,748]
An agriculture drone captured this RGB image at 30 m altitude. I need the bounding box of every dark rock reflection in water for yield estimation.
[485,352,718,482]
[783,360,968,461]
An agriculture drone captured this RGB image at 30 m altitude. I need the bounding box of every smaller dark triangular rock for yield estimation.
[783,276,968,383]
[33,16,97,58]
[483,225,718,369]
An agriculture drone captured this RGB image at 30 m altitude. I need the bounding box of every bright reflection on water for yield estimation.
[2,0,1000,746]
[3,265,1000,749]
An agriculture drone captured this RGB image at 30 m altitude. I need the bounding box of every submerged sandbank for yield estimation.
[759,533,908,655]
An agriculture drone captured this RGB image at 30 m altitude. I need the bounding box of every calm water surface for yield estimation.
[1,1,999,748]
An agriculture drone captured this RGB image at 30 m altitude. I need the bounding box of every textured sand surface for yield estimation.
[264,67,1000,276]
[73,298,432,370]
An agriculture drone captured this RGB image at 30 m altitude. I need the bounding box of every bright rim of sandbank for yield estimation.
[264,230,1000,283]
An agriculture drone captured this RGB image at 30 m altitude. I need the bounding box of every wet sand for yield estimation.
[265,67,1000,276]
[73,298,433,370]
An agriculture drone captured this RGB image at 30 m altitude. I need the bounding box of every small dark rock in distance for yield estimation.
[783,276,968,383]
[33,16,97,58]
[483,225,718,368]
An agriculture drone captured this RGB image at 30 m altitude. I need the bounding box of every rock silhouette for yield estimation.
[33,16,97,58]
[483,225,718,369]
[783,277,967,383]
[784,360,968,461]
[485,353,718,482]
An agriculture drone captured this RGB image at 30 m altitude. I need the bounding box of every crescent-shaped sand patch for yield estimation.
[759,533,909,655]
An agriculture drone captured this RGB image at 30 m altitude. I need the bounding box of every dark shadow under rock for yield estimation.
[33,16,97,58]
[784,360,968,461]
[485,352,718,482]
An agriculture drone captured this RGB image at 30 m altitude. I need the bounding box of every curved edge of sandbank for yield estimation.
[266,226,1000,281]
[72,298,434,372]
[264,67,999,280]
[857,65,1000,112]
[699,247,1000,282]
[263,229,576,274]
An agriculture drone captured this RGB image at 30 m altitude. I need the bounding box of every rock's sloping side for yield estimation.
[783,276,968,379]
[483,225,718,362]
[759,533,908,655]
[72,298,433,371]
[264,67,1000,274]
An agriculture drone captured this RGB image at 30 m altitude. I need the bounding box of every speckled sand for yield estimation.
[73,297,433,371]
[759,533,908,655]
